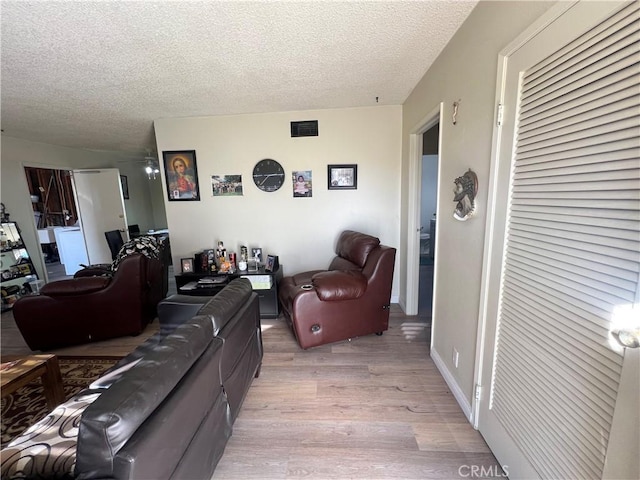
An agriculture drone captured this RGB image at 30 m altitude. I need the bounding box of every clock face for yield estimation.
[253,159,285,192]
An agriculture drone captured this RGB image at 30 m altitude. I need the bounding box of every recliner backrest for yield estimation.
[327,230,381,273]
[334,230,380,267]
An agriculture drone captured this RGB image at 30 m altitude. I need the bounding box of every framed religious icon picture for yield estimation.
[163,150,200,201]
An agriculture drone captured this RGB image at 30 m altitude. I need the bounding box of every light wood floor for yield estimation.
[1,306,501,479]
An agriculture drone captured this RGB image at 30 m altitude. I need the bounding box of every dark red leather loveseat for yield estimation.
[278,230,396,349]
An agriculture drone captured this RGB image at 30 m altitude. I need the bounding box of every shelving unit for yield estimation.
[1,222,39,311]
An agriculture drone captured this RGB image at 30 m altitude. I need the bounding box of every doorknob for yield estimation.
[612,329,640,348]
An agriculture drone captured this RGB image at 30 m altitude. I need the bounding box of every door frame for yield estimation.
[406,103,443,318]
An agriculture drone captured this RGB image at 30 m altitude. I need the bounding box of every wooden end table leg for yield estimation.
[41,356,65,410]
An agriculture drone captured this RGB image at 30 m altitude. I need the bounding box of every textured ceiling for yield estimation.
[1,0,477,160]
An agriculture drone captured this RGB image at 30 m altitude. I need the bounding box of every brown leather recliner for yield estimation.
[13,253,164,351]
[279,230,396,349]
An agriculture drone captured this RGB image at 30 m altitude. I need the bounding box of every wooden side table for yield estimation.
[1,354,65,410]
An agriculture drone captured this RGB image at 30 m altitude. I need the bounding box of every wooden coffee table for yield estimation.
[1,354,65,410]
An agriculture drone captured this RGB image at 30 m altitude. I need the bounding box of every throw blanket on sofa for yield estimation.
[112,236,160,270]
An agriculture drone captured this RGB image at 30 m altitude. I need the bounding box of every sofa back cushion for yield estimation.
[196,278,253,335]
[75,316,214,479]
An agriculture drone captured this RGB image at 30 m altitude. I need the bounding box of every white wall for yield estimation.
[0,136,164,279]
[400,1,554,404]
[154,106,402,299]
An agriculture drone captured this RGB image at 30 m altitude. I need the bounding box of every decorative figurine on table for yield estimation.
[216,241,226,262]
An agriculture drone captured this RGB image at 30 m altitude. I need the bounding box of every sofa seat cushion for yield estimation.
[282,270,322,287]
[0,391,102,479]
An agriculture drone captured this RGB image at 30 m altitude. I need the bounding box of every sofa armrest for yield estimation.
[40,277,111,296]
[311,270,367,301]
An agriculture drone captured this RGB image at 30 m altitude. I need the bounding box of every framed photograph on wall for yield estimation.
[212,175,243,196]
[292,170,312,197]
[163,150,200,201]
[120,175,129,200]
[181,258,194,273]
[328,164,357,190]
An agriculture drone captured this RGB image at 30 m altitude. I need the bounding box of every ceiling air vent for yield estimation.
[291,120,318,137]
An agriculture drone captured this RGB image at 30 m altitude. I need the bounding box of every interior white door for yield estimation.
[476,1,638,478]
[72,168,128,265]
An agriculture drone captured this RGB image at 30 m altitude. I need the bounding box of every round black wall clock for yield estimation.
[252,159,285,192]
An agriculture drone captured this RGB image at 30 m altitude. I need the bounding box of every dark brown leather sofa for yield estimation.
[279,230,396,349]
[155,278,263,420]
[12,252,164,351]
[1,279,262,480]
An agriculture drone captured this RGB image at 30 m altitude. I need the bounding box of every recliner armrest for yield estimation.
[311,270,367,301]
[40,277,111,296]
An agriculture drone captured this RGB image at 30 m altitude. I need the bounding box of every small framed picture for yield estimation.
[292,170,312,197]
[212,175,243,196]
[163,150,200,201]
[181,258,194,273]
[251,248,262,263]
[265,255,279,272]
[328,164,357,190]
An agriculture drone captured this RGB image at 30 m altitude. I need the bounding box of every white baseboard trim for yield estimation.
[430,347,472,422]
[391,294,400,305]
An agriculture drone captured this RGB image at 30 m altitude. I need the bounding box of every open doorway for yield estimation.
[24,167,79,281]
[418,124,439,319]
[406,103,442,318]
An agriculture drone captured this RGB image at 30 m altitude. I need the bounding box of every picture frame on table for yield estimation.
[265,255,279,272]
[328,164,357,190]
[251,248,263,264]
[181,258,194,273]
[163,150,200,201]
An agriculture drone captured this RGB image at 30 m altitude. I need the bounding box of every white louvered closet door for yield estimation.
[477,2,639,479]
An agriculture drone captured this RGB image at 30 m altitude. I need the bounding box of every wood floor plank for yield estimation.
[230,419,419,451]
[2,304,499,479]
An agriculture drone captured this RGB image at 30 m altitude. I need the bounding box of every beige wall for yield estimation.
[116,161,167,233]
[400,1,554,404]
[154,106,402,299]
[0,136,161,279]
